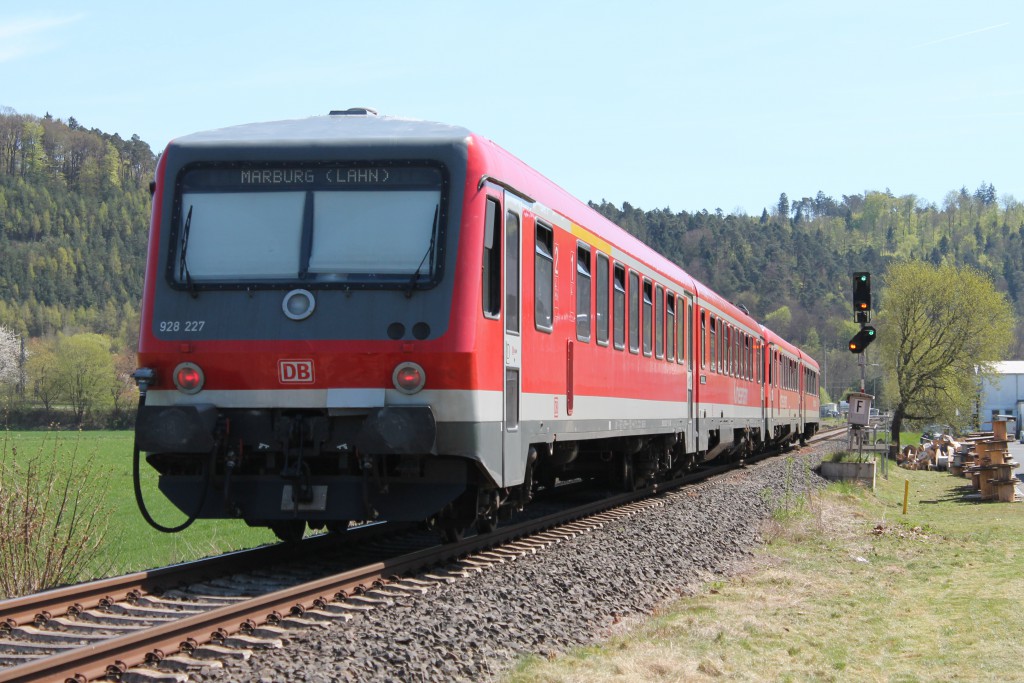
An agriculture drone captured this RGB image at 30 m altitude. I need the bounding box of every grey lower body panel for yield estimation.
[138,403,504,523]
[156,459,468,523]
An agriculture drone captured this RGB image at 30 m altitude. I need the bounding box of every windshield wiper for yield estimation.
[406,204,439,298]
[178,205,198,298]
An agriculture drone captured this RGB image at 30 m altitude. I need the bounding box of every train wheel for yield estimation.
[475,511,498,535]
[474,488,500,535]
[270,520,306,543]
[619,453,642,492]
[433,499,473,544]
[438,520,466,543]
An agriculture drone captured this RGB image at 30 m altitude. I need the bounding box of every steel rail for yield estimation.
[0,428,845,682]
[0,487,656,683]
[0,520,403,634]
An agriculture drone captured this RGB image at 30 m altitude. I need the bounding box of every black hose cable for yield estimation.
[132,395,212,533]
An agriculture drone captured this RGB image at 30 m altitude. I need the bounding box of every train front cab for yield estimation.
[132,119,522,541]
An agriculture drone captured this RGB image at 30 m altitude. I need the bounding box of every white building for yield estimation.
[979,361,1024,436]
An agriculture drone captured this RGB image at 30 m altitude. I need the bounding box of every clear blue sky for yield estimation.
[2,1,1021,215]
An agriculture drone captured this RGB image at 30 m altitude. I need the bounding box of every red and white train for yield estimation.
[133,109,819,541]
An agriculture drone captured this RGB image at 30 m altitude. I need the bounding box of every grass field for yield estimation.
[506,454,1024,682]
[0,430,275,588]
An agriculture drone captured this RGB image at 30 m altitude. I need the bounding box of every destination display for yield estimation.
[181,164,442,191]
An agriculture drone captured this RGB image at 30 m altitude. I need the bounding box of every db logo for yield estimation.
[279,359,315,384]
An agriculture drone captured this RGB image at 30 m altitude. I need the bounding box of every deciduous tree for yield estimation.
[0,325,23,387]
[26,337,60,420]
[877,261,1015,449]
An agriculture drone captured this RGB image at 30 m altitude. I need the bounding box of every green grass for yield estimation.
[1,430,275,582]
[505,464,1024,682]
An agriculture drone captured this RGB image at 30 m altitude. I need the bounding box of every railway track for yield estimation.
[0,428,846,683]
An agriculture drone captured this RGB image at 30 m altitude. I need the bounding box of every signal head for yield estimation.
[852,271,871,318]
[848,325,877,354]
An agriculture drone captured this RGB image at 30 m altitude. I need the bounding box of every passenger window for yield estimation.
[733,329,739,377]
[642,279,653,357]
[576,244,592,342]
[726,326,732,376]
[721,323,728,374]
[701,311,707,369]
[709,316,717,372]
[666,294,675,362]
[721,325,728,375]
[596,253,609,345]
[505,211,519,334]
[629,271,640,353]
[679,301,687,366]
[534,222,553,332]
[482,197,501,318]
[748,337,753,380]
[655,284,664,359]
[613,264,626,350]
[755,342,760,383]
[724,325,733,374]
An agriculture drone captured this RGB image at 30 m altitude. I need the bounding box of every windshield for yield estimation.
[171,164,445,288]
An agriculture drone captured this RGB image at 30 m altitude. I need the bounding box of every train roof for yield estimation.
[464,129,761,333]
[166,109,473,150]
[762,326,819,369]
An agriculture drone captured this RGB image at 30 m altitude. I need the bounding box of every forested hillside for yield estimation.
[0,107,1022,419]
[0,107,154,344]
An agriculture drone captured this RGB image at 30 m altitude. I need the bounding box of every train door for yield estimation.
[759,342,767,438]
[502,195,524,486]
[767,345,777,435]
[683,294,695,451]
[798,363,806,435]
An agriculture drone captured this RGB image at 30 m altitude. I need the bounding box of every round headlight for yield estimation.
[173,362,205,394]
[282,289,316,321]
[392,362,426,394]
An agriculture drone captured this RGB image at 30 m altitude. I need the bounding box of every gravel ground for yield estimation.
[194,439,842,683]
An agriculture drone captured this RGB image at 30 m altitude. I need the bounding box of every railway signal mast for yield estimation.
[848,271,876,373]
[847,272,877,457]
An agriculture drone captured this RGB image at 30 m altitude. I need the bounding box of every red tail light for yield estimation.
[173,362,205,394]
[393,362,426,394]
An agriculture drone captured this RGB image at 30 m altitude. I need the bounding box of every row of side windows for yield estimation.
[785,358,818,395]
[701,312,761,383]
[803,367,819,396]
[785,357,796,391]
[482,202,819,402]
[575,241,693,366]
[483,199,537,340]
[766,352,796,392]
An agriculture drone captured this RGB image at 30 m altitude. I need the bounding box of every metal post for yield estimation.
[859,350,866,393]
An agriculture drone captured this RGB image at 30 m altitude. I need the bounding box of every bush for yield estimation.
[0,404,136,430]
[0,431,113,598]
[828,450,872,464]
